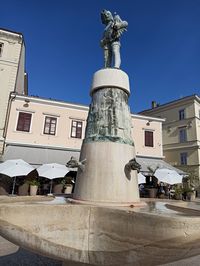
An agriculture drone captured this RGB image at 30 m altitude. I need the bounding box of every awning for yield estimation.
[2,145,185,176]
[2,144,80,167]
[136,156,185,176]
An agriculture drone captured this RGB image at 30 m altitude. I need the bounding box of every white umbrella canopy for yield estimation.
[37,163,70,194]
[0,159,35,195]
[154,168,183,185]
[0,159,34,177]
[37,163,70,179]
[137,172,146,184]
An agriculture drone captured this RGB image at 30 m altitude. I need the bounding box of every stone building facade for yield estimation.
[0,28,27,157]
[140,95,200,181]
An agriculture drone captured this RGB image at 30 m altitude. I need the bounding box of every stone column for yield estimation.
[72,68,142,206]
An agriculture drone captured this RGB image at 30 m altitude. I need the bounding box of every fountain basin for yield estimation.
[0,199,200,265]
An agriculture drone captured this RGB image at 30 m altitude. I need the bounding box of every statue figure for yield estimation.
[100,10,128,68]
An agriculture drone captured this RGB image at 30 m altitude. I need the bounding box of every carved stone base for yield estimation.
[73,141,140,205]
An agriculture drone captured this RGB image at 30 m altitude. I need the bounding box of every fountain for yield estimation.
[0,10,200,266]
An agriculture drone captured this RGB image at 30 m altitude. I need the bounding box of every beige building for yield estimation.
[140,95,200,180]
[2,93,180,176]
[0,28,27,157]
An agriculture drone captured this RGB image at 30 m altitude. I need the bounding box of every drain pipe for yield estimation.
[1,91,16,157]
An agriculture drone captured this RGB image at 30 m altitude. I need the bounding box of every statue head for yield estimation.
[101,9,113,25]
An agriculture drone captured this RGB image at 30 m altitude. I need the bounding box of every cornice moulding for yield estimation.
[132,113,165,122]
[0,31,23,43]
[12,94,89,112]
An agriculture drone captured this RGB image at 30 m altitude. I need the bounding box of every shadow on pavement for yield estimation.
[0,247,62,266]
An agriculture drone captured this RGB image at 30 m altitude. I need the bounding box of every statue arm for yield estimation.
[100,21,114,46]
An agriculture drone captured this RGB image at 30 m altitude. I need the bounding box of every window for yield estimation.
[180,152,187,165]
[71,120,82,138]
[0,43,3,57]
[179,128,187,143]
[179,109,185,120]
[144,131,153,147]
[16,112,32,132]
[43,116,57,135]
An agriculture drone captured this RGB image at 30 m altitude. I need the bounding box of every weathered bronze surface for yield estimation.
[85,88,134,146]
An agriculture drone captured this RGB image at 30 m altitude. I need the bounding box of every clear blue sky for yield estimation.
[1,0,200,112]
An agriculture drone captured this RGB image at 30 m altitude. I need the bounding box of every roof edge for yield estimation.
[0,27,23,37]
[139,94,200,114]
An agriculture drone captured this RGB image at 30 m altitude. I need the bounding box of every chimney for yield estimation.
[151,101,157,109]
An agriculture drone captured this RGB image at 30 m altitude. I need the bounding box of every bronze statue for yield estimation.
[100,10,128,68]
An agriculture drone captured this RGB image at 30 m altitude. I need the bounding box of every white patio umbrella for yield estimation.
[137,172,146,184]
[0,159,35,195]
[154,168,183,185]
[37,163,70,194]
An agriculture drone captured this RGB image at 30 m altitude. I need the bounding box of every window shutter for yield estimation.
[17,112,32,132]
[145,131,153,147]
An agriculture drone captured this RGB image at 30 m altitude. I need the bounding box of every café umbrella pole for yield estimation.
[49,180,53,194]
[11,176,17,195]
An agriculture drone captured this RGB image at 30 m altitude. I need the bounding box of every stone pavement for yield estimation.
[0,236,62,266]
[0,236,91,266]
